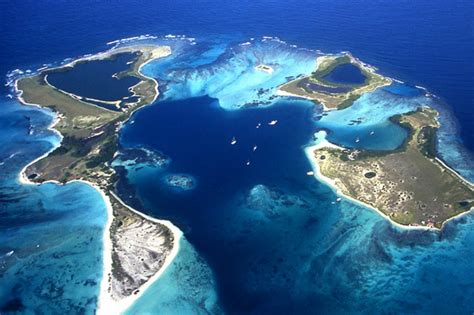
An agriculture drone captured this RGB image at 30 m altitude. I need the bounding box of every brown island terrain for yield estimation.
[15,43,474,313]
[15,44,180,309]
[278,53,392,110]
[307,107,474,229]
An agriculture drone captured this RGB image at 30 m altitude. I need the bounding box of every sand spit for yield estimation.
[15,43,181,314]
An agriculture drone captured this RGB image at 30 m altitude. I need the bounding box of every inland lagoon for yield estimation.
[1,0,474,313]
[115,37,473,314]
[322,63,366,85]
[46,52,140,103]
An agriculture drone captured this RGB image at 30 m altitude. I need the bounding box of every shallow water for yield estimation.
[1,0,473,313]
[116,38,474,314]
[124,237,221,315]
[0,98,106,314]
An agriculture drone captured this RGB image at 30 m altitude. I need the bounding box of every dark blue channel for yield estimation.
[120,96,331,313]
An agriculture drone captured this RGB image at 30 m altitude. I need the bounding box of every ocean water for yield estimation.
[1,0,473,314]
[117,39,474,314]
[0,98,107,313]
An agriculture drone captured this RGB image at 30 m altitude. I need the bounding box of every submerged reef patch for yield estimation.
[163,174,196,191]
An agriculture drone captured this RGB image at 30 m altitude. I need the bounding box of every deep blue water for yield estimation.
[1,0,474,314]
[121,97,316,201]
[118,78,474,314]
[322,63,366,85]
[120,97,338,313]
[46,52,139,102]
[2,0,473,149]
[120,97,322,313]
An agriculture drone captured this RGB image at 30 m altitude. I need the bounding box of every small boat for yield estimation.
[355,138,360,143]
[336,197,342,202]
[253,145,258,152]
[369,131,375,135]
[5,250,14,257]
[268,120,278,126]
[231,137,237,145]
[256,123,261,129]
[306,171,314,176]
[246,160,251,166]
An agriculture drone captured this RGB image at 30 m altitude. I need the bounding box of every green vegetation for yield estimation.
[308,55,364,87]
[17,74,118,137]
[337,94,361,110]
[85,138,118,168]
[313,107,474,228]
[17,44,177,301]
[279,53,391,109]
[18,45,170,188]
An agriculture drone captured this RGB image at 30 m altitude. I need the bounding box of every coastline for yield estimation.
[14,44,182,314]
[277,52,393,110]
[275,89,334,111]
[10,36,473,314]
[18,164,182,314]
[304,132,437,232]
[97,192,182,315]
[435,156,474,189]
[304,131,474,232]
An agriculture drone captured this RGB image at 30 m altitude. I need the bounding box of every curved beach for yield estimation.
[14,44,183,314]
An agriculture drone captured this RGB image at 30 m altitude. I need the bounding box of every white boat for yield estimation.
[256,123,261,128]
[306,171,314,176]
[6,250,14,257]
[355,138,360,143]
[369,131,375,135]
[246,160,251,166]
[253,145,258,151]
[336,197,342,202]
[268,120,278,126]
[231,137,237,145]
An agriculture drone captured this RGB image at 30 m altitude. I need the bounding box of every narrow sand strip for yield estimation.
[15,44,181,314]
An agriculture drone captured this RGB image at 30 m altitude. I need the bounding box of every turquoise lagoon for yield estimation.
[115,38,474,314]
[0,98,107,313]
[1,35,473,315]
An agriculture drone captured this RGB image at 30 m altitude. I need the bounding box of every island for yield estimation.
[306,107,474,228]
[15,44,181,311]
[14,41,474,313]
[255,64,274,74]
[278,53,391,109]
